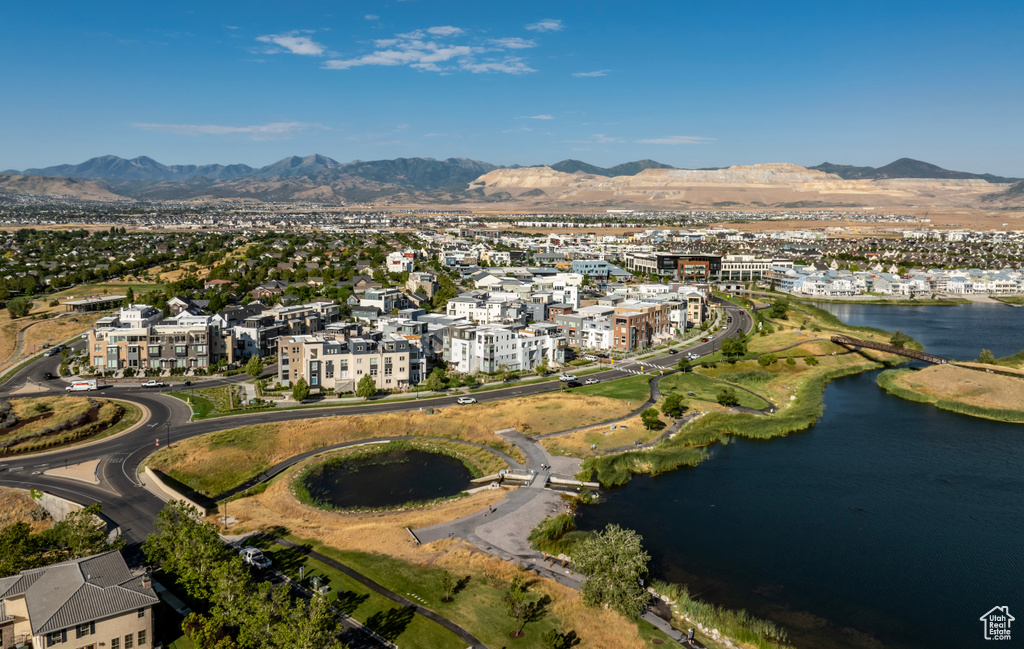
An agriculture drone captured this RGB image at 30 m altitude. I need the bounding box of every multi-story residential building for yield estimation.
[386,250,415,273]
[277,333,419,392]
[406,272,438,298]
[446,293,526,325]
[623,252,723,279]
[569,259,631,280]
[360,288,408,314]
[612,301,672,351]
[445,323,565,374]
[0,551,157,649]
[719,255,793,282]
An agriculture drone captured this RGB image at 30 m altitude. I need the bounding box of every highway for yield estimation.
[0,301,753,557]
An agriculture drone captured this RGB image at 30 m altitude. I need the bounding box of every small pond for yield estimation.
[301,448,474,509]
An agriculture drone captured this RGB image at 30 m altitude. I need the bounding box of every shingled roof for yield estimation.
[0,551,157,635]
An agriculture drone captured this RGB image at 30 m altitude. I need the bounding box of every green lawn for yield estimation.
[571,374,652,402]
[167,391,216,418]
[659,372,770,410]
[248,539,466,649]
[259,534,607,649]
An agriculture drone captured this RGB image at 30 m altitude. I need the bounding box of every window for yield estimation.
[195,345,206,354]
[47,631,65,646]
[175,345,187,355]
[147,345,160,356]
[125,634,134,649]
[138,631,147,646]
[76,623,94,639]
[112,637,120,649]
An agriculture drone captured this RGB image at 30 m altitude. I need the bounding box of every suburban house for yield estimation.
[0,551,157,649]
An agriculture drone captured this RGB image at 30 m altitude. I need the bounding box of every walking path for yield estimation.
[271,536,488,649]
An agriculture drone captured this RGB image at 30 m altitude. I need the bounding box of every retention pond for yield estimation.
[302,447,474,510]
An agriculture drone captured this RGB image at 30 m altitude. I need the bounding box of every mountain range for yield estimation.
[1,154,1020,206]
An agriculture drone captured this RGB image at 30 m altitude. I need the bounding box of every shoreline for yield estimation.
[876,367,1024,423]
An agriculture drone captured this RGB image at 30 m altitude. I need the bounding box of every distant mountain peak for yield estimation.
[810,158,1019,183]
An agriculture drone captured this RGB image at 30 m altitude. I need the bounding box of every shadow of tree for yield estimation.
[453,575,471,596]
[262,545,311,576]
[335,589,370,616]
[524,594,552,628]
[366,606,416,641]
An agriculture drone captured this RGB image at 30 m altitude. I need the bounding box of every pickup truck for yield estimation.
[141,380,166,388]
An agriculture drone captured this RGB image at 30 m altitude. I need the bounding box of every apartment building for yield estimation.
[444,323,565,374]
[360,288,408,314]
[623,252,723,278]
[612,301,672,351]
[719,255,793,281]
[277,333,418,392]
[446,293,526,325]
[0,551,157,649]
[87,306,234,371]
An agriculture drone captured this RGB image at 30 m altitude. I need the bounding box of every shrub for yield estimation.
[717,388,740,407]
[757,353,777,367]
[804,355,819,366]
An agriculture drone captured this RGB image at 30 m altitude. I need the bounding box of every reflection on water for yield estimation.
[304,449,473,509]
[578,304,1024,649]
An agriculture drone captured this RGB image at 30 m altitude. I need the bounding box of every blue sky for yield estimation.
[2,0,1022,175]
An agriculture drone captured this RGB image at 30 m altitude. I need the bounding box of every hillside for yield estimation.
[811,158,1019,183]
[0,173,128,201]
[548,159,675,177]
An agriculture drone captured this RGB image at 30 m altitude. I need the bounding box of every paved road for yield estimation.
[0,300,752,558]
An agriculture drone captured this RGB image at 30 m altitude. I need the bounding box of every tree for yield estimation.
[7,296,32,318]
[889,330,912,349]
[502,573,548,637]
[717,388,740,407]
[124,286,135,306]
[758,353,778,367]
[440,571,456,602]
[356,374,377,399]
[291,377,310,402]
[978,349,997,364]
[720,335,747,360]
[245,355,264,379]
[542,629,581,649]
[424,367,447,392]
[573,524,650,620]
[143,500,232,601]
[535,360,550,375]
[640,408,662,431]
[661,393,688,418]
[676,358,691,372]
[274,595,341,649]
[768,298,789,319]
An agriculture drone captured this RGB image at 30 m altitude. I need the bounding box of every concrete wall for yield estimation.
[30,490,84,522]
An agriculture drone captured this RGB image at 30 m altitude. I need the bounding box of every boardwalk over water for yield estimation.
[831,335,949,364]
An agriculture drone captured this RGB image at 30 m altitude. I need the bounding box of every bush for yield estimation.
[804,355,819,366]
[640,408,663,430]
[787,356,796,366]
[757,353,777,367]
[7,296,32,318]
[889,330,912,348]
[661,392,688,418]
[717,388,740,407]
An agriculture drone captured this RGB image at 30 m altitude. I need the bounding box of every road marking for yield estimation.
[8,467,23,472]
[33,463,49,467]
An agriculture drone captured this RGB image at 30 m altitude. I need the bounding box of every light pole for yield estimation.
[165,421,171,448]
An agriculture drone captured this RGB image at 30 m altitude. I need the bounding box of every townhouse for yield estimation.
[277,332,419,392]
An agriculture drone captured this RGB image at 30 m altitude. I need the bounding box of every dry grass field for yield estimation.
[0,300,101,371]
[894,365,1024,409]
[0,486,51,532]
[542,410,668,458]
[148,393,635,495]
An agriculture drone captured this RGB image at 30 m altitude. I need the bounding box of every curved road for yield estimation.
[0,301,753,555]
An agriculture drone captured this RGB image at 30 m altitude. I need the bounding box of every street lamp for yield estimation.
[165,421,171,448]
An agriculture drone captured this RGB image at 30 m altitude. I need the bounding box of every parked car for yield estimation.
[183,380,193,386]
[42,372,54,380]
[701,338,709,342]
[668,349,678,354]
[457,396,477,405]
[566,381,582,388]
[239,547,272,570]
[559,374,578,382]
[584,378,600,385]
[141,380,166,388]
[583,355,598,361]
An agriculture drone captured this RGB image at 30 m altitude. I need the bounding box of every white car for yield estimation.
[239,547,271,570]
[583,355,598,361]
[559,374,578,382]
[457,396,477,405]
[141,380,165,388]
[584,378,600,385]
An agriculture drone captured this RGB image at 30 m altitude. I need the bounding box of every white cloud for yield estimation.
[490,37,536,49]
[526,19,563,32]
[460,58,534,74]
[573,70,608,77]
[527,114,553,120]
[323,28,536,74]
[592,133,623,143]
[133,121,325,140]
[637,135,714,145]
[257,32,326,56]
[364,14,379,20]
[426,25,464,36]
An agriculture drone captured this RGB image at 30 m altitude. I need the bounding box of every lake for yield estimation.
[577,302,1024,649]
